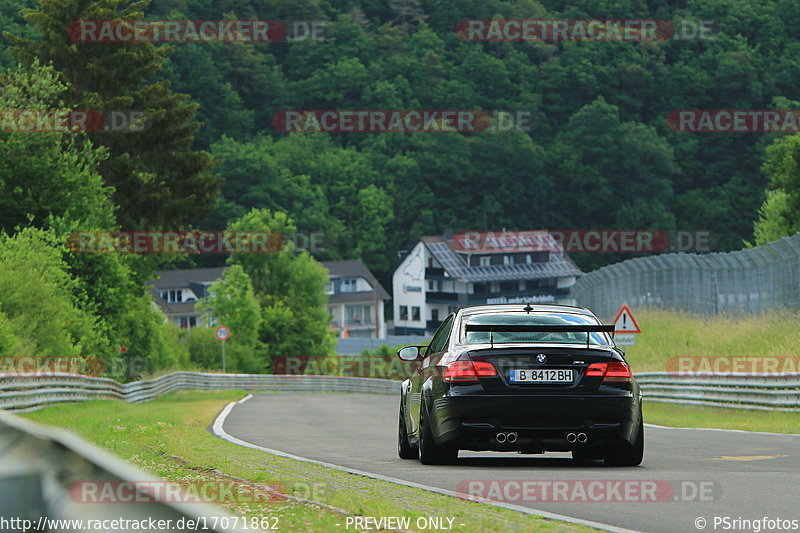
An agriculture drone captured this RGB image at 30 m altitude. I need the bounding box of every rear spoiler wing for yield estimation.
[464,324,616,349]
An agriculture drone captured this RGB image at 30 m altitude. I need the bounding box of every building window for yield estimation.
[503,255,513,265]
[412,306,421,321]
[473,282,487,293]
[341,279,356,292]
[324,281,334,294]
[431,308,439,322]
[399,305,408,320]
[162,289,182,303]
[490,281,500,293]
[428,281,435,291]
[519,281,526,291]
[346,305,371,325]
[479,256,491,267]
[526,254,533,264]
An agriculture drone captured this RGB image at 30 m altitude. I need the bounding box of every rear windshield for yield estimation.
[461,312,611,346]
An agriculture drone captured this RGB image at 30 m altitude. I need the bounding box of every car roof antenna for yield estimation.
[523,303,533,314]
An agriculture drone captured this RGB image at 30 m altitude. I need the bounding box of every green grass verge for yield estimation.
[22,392,599,533]
[644,401,800,434]
[617,309,800,373]
[620,310,800,433]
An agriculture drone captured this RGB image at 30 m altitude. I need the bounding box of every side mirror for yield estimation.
[397,345,426,361]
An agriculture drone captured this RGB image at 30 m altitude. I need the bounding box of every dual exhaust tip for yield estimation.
[566,432,589,444]
[496,432,518,444]
[496,431,588,445]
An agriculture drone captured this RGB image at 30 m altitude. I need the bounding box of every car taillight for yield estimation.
[443,361,497,382]
[604,361,632,381]
[586,363,607,377]
[585,361,632,382]
[473,361,497,377]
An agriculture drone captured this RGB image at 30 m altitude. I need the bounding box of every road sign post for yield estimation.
[215,326,231,373]
[612,304,641,346]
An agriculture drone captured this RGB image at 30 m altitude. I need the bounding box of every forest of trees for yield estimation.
[4,0,800,271]
[2,0,800,373]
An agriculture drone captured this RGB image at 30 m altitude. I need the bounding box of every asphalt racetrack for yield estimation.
[220,393,800,533]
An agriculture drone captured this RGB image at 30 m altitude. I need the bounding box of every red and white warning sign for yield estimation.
[612,304,642,334]
[215,326,230,341]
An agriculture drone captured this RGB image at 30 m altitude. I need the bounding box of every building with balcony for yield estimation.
[392,233,583,335]
[148,267,225,329]
[324,260,390,339]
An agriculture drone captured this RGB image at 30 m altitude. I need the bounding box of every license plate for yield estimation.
[510,369,573,383]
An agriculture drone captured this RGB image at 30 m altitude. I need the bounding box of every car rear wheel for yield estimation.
[604,419,644,467]
[418,406,457,465]
[398,407,418,459]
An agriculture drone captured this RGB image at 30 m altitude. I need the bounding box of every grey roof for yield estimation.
[147,260,389,301]
[422,236,583,282]
[322,260,390,301]
[148,267,226,289]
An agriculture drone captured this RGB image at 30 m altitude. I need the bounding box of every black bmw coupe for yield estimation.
[397,304,644,466]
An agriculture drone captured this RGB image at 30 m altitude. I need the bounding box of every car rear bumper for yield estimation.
[429,392,641,452]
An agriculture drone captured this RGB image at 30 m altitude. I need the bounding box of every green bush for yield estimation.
[0,227,109,360]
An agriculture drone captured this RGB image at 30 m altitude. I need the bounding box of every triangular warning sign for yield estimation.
[612,304,642,334]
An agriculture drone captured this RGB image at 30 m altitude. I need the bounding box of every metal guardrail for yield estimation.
[0,373,400,532]
[1,370,798,412]
[0,406,245,532]
[0,372,400,412]
[637,372,800,411]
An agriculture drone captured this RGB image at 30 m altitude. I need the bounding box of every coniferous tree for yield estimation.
[8,0,221,230]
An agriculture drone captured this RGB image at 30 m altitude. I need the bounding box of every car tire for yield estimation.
[572,448,604,461]
[604,419,644,467]
[418,406,457,465]
[398,407,418,459]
